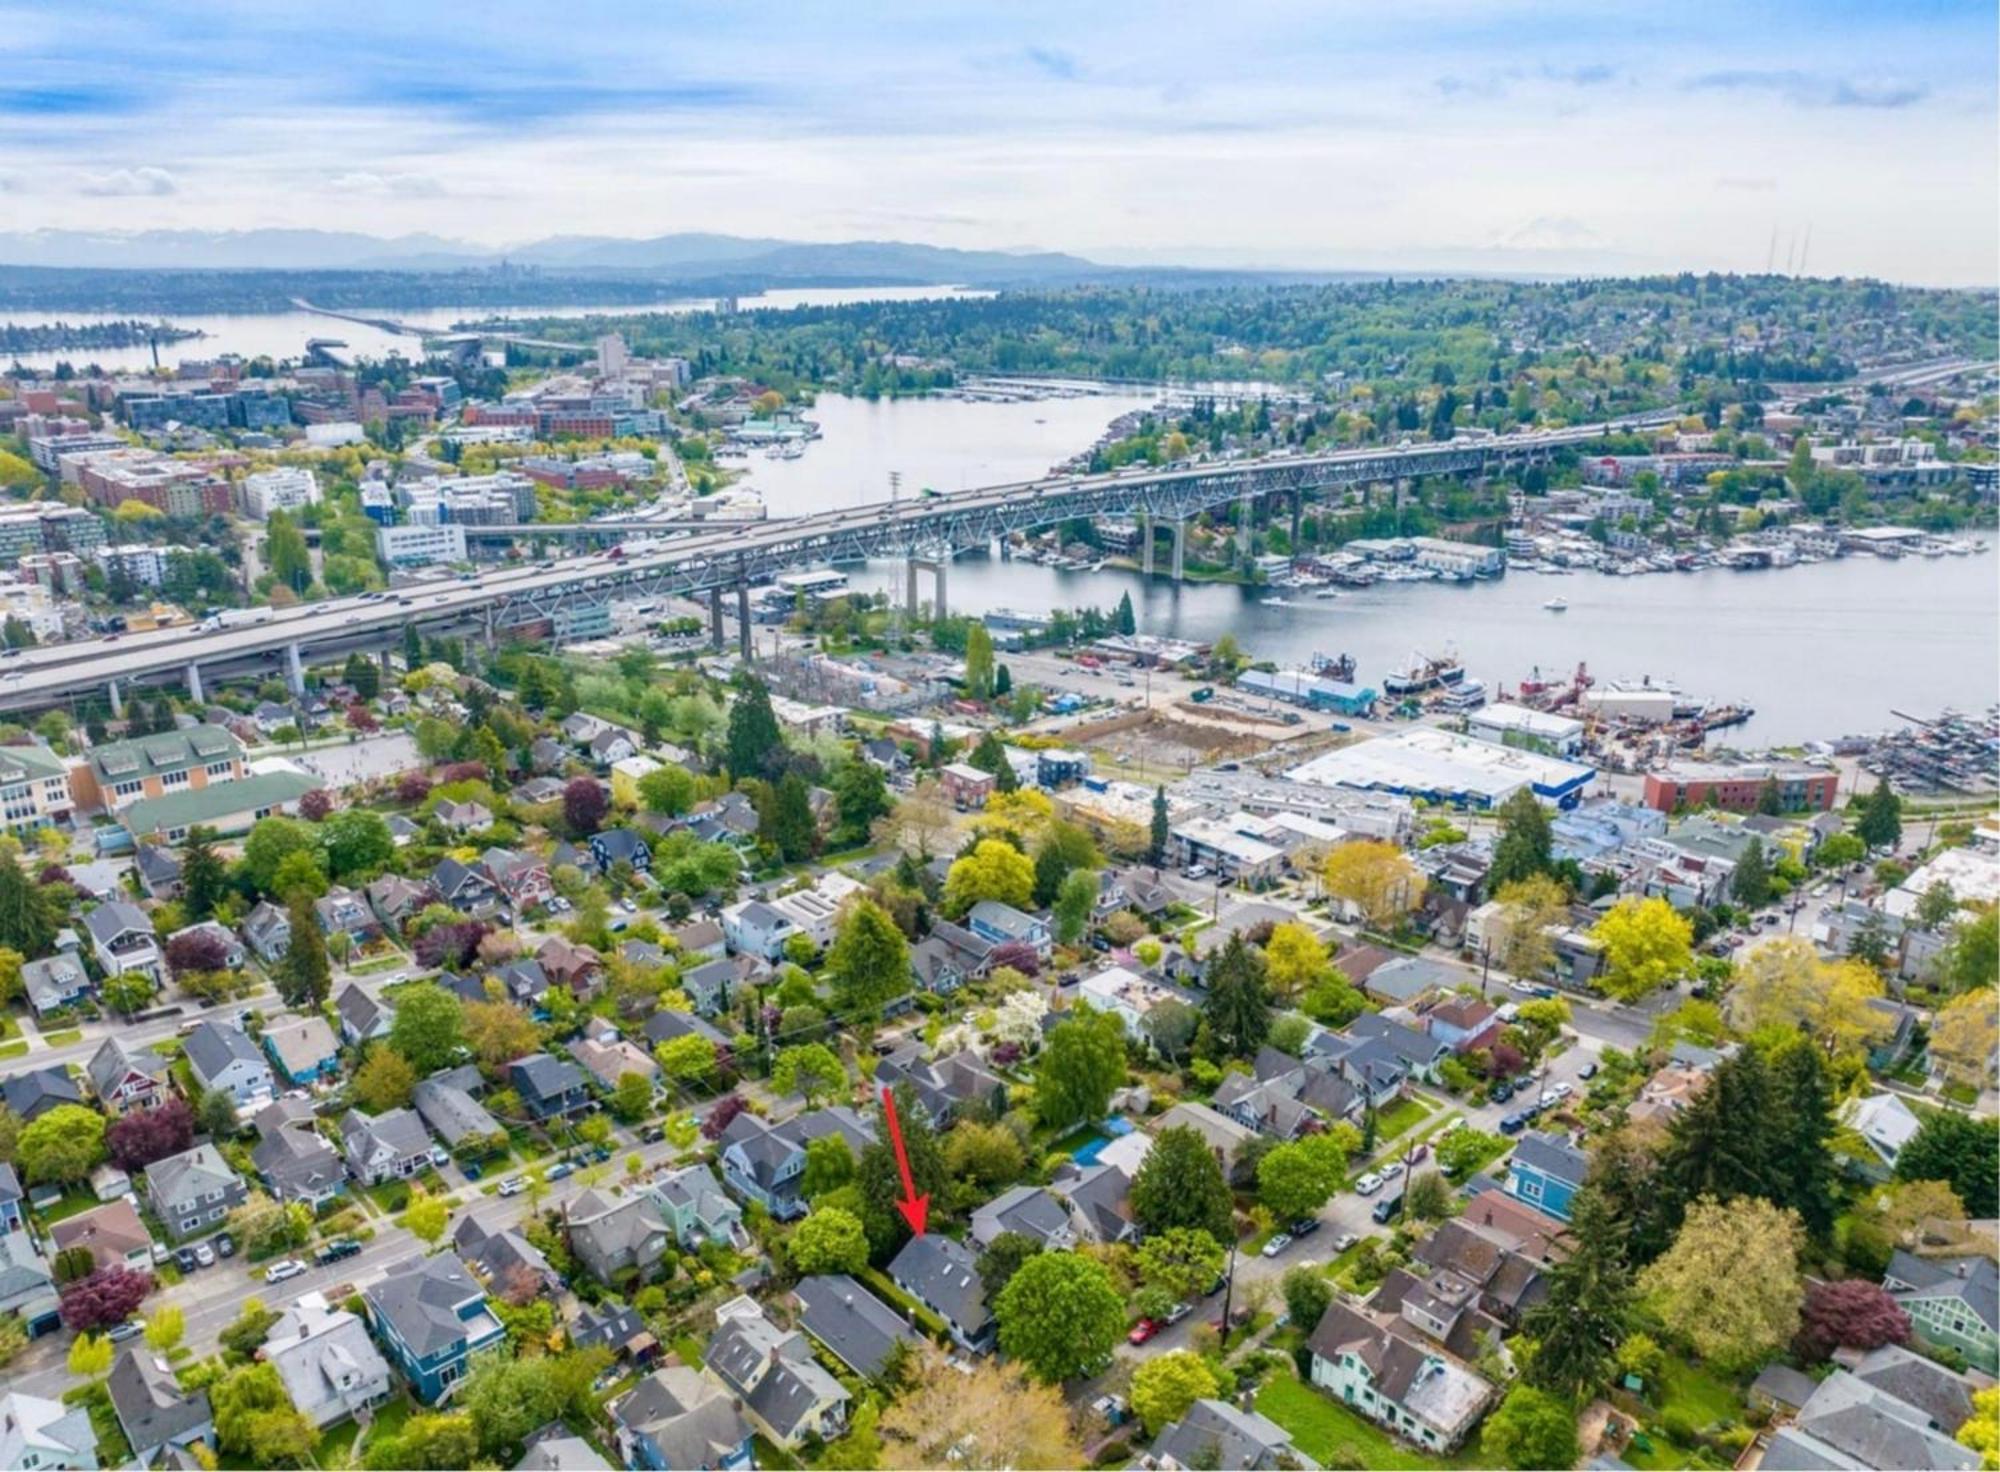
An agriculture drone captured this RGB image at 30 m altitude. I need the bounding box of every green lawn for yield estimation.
[42,1027,83,1047]
[1654,1360,1746,1426]
[1255,1376,1482,1470]
[1373,1094,1435,1143]
[350,1394,417,1466]
[312,1416,364,1470]
[0,1039,27,1060]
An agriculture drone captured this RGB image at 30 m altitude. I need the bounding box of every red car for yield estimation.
[1127,1318,1162,1346]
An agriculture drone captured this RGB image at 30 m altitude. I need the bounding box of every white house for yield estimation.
[262,1292,393,1428]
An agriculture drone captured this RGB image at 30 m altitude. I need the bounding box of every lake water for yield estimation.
[0,284,993,373]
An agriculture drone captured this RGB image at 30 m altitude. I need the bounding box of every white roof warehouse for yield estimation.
[1287,728,1595,811]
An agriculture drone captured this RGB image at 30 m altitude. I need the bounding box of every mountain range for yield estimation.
[0,229,1115,285]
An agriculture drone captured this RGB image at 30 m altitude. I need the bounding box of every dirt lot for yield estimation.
[1066,708,1273,772]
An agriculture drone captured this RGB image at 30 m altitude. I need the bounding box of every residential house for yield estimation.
[1214,1047,1354,1140]
[1761,1358,1980,1470]
[85,1038,169,1115]
[590,828,651,873]
[107,1347,213,1468]
[679,956,735,1017]
[340,1109,434,1186]
[364,875,438,935]
[251,1098,347,1208]
[909,934,967,995]
[431,858,501,917]
[51,1200,155,1275]
[1358,955,1460,1008]
[965,899,1051,958]
[920,919,997,980]
[704,1296,850,1450]
[536,936,604,998]
[644,1007,734,1062]
[566,1188,674,1285]
[0,1065,83,1123]
[871,1044,1007,1128]
[1152,1101,1260,1172]
[970,1185,1078,1251]
[0,1391,100,1470]
[1347,1014,1453,1083]
[609,1365,754,1472]
[241,900,291,965]
[1425,997,1502,1055]
[567,1035,657,1096]
[511,777,566,808]
[1308,1033,1410,1110]
[0,1161,22,1233]
[512,1054,592,1121]
[84,899,162,982]
[454,1216,559,1305]
[481,848,555,912]
[765,872,867,951]
[1885,1252,1999,1374]
[588,726,640,765]
[1151,1399,1318,1472]
[135,844,184,901]
[144,1143,247,1241]
[650,1164,747,1251]
[435,798,494,834]
[719,899,797,962]
[792,1274,921,1379]
[1505,1132,1589,1222]
[718,1106,876,1220]
[20,952,92,1018]
[1079,964,1196,1041]
[938,761,995,809]
[262,1291,393,1428]
[166,920,245,971]
[334,983,395,1047]
[1842,1091,1926,1177]
[1627,1063,1713,1132]
[0,1226,59,1335]
[669,918,727,962]
[313,888,384,952]
[569,1302,659,1366]
[494,959,551,1009]
[1052,1161,1142,1245]
[1306,1299,1495,1453]
[262,1015,342,1086]
[182,1021,275,1107]
[888,1233,993,1353]
[362,1253,506,1403]
[413,1067,504,1156]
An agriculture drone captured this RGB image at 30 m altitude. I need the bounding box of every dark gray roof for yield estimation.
[364,1254,493,1358]
[182,1020,268,1085]
[87,1038,168,1101]
[1152,1399,1307,1472]
[611,1366,753,1470]
[792,1274,919,1379]
[1849,1344,1976,1435]
[1887,1251,1999,1333]
[413,1076,502,1147]
[342,1106,433,1162]
[704,1309,847,1443]
[515,1424,612,1471]
[2,1064,84,1120]
[251,1124,345,1200]
[108,1348,211,1455]
[644,1007,731,1050]
[1511,1131,1590,1188]
[512,1052,587,1103]
[888,1233,990,1339]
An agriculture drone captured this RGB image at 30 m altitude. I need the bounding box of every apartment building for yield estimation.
[376,523,468,568]
[65,448,231,518]
[69,724,246,815]
[0,744,74,832]
[240,467,321,518]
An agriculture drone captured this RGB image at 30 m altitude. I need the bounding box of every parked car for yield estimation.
[214,1233,235,1258]
[1332,1232,1358,1254]
[193,1243,216,1268]
[1165,1301,1193,1325]
[1498,1111,1529,1134]
[1260,1232,1294,1259]
[1353,1172,1383,1195]
[107,1319,145,1342]
[1202,1275,1227,1298]
[1577,1061,1599,1080]
[547,1162,574,1182]
[174,1248,199,1274]
[315,1239,362,1266]
[1488,1080,1515,1103]
[1091,1395,1130,1427]
[1289,1218,1321,1238]
[1127,1318,1162,1346]
[429,1146,450,1168]
[498,1175,527,1197]
[1379,1161,1405,1183]
[1407,1142,1429,1164]
[265,1259,307,1283]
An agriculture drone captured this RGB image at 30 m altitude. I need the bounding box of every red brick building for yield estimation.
[1641,761,1840,814]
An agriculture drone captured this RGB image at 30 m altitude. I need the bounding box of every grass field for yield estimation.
[1255,1375,1483,1470]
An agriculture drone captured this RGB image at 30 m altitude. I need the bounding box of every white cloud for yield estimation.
[327,171,447,198]
[1488,216,1609,252]
[77,166,176,196]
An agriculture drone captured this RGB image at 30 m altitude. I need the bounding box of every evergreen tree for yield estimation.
[963,624,995,700]
[344,652,381,702]
[1856,777,1903,852]
[1756,777,1783,815]
[401,623,422,671]
[1488,789,1553,888]
[1201,933,1271,1058]
[1768,1035,1838,1241]
[179,826,228,921]
[770,772,817,862]
[855,1081,948,1257]
[968,731,1018,793]
[725,677,785,782]
[1522,1188,1633,1403]
[1731,838,1771,908]
[1658,1045,1782,1232]
[1149,786,1170,868]
[0,854,55,958]
[1114,591,1136,636]
[994,664,1012,696]
[1129,1125,1235,1243]
[275,896,331,1011]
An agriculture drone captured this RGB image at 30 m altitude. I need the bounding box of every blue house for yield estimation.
[965,900,1050,958]
[0,1162,23,1234]
[589,828,652,874]
[259,1016,342,1086]
[362,1253,505,1403]
[510,1054,592,1121]
[610,1365,754,1471]
[1506,1131,1589,1222]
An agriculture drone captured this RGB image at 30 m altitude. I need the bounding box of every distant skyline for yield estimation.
[0,0,1994,286]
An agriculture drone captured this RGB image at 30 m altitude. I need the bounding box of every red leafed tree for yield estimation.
[299,789,333,822]
[347,704,379,733]
[1487,1042,1526,1078]
[563,778,607,836]
[397,771,433,805]
[165,928,234,980]
[436,761,487,785]
[702,1094,745,1140]
[414,920,488,970]
[106,1097,194,1172]
[1796,1278,1911,1362]
[987,940,1042,977]
[59,1266,155,1331]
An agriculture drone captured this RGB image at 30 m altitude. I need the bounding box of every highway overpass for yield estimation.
[0,414,1678,715]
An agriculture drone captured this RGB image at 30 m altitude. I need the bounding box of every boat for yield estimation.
[1383,648,1466,696]
[1260,596,1292,607]
[1312,652,1358,682]
[1544,597,1568,612]
[1312,588,1342,600]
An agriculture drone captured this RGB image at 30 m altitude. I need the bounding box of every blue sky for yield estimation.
[0,0,1993,284]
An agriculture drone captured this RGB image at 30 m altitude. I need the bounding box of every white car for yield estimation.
[1536,1091,1561,1110]
[498,1175,527,1197]
[1354,1172,1384,1196]
[1260,1232,1294,1259]
[1551,1081,1575,1099]
[265,1259,307,1283]
[1509,979,1538,995]
[1379,1161,1405,1183]
[193,1242,216,1267]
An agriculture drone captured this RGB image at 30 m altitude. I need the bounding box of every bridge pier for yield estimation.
[285,642,305,696]
[1172,519,1186,583]
[1141,513,1154,578]
[736,584,752,662]
[709,587,725,651]
[1238,495,1253,558]
[905,548,949,620]
[186,663,204,704]
[106,678,122,719]
[1290,490,1303,552]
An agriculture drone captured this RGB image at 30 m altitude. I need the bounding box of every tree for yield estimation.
[1958,1387,1999,1470]
[0,853,55,957]
[145,1303,186,1353]
[610,1072,654,1124]
[944,1121,1025,1189]
[801,1135,856,1201]
[1130,1124,1234,1242]
[365,1411,479,1472]
[1404,1169,1453,1222]
[1489,789,1554,888]
[877,1353,1083,1471]
[1815,831,1866,870]
[17,1103,105,1185]
[1937,906,1999,994]
[195,1088,239,1140]
[272,848,327,903]
[463,998,540,1076]
[769,771,818,862]
[726,678,785,781]
[267,509,312,592]
[1591,897,1693,1002]
[321,810,394,881]
[638,764,697,816]
[353,1047,417,1113]
[1766,1037,1839,1241]
[180,826,228,920]
[1257,1132,1348,1221]
[1930,989,2000,1090]
[389,982,465,1076]
[1142,998,1200,1062]
[1795,1278,1911,1362]
[241,816,316,897]
[1725,937,1890,1058]
[214,1360,317,1465]
[1283,1262,1334,1333]
[1523,1188,1633,1401]
[1488,873,1566,981]
[106,1097,193,1172]
[977,1233,1043,1303]
[1135,1227,1226,1302]
[1481,1385,1580,1472]
[772,1043,848,1107]
[458,1349,610,1462]
[1263,921,1328,1000]
[1732,837,1772,908]
[826,898,910,1017]
[1033,1004,1125,1130]
[1638,1194,1803,1372]
[943,839,1035,914]
[1895,1109,2000,1212]
[964,622,995,700]
[1131,1350,1219,1436]
[1147,786,1171,866]
[1202,933,1271,1058]
[832,760,892,845]
[68,1331,113,1378]
[790,1206,870,1275]
[967,731,1018,793]
[993,1250,1126,1383]
[1322,840,1424,930]
[1052,867,1096,945]
[59,1265,155,1331]
[1856,776,1903,852]
[101,970,157,1017]
[655,1034,718,1087]
[562,777,607,836]
[274,895,330,1010]
[856,1082,949,1255]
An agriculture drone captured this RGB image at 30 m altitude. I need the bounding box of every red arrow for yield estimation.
[880,1085,929,1236]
